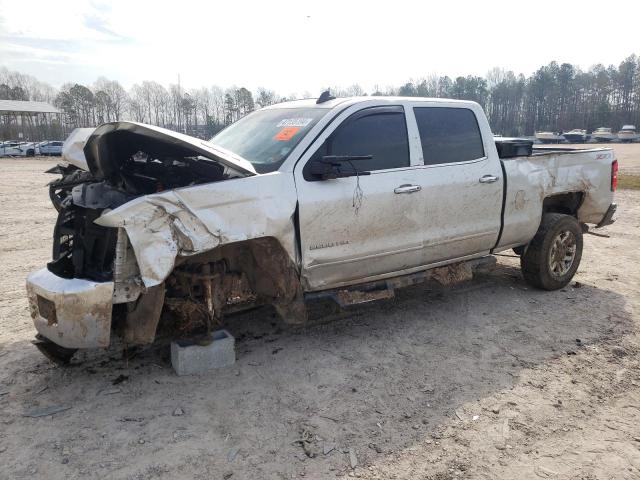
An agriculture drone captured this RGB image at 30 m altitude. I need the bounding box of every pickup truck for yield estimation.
[26,95,618,361]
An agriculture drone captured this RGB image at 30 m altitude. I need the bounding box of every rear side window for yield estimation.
[328,110,410,171]
[413,107,484,165]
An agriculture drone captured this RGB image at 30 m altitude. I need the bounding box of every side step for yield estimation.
[305,256,496,307]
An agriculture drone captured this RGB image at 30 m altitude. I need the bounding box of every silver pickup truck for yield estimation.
[26,95,618,361]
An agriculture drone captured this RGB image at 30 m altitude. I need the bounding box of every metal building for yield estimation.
[0,100,62,141]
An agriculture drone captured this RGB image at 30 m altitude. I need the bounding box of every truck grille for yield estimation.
[47,205,118,282]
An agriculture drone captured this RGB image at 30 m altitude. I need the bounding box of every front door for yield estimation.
[294,106,425,290]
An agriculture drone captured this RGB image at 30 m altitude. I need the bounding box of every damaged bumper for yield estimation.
[26,268,114,349]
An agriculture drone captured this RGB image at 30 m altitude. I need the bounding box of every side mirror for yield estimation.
[309,157,338,180]
[309,155,373,180]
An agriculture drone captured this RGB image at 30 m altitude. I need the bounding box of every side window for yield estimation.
[329,111,410,171]
[413,107,484,165]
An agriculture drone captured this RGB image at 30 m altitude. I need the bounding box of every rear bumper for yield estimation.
[26,268,114,349]
[596,203,617,228]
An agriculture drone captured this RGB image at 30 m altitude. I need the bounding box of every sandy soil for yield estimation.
[0,156,639,480]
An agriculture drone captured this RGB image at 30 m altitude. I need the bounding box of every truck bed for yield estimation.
[496,147,615,251]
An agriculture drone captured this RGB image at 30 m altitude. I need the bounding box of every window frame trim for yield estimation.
[410,105,487,167]
[301,105,413,180]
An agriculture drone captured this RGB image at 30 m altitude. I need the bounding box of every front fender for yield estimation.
[96,172,299,287]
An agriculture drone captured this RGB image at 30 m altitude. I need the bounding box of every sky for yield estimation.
[1,0,639,96]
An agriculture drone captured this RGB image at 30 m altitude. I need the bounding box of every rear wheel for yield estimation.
[521,213,583,290]
[27,149,35,157]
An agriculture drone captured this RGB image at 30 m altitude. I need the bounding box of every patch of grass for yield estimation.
[618,174,640,190]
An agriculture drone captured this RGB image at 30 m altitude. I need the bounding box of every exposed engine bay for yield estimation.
[41,121,299,352]
[47,131,236,282]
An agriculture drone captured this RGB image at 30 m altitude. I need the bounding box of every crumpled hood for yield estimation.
[83,121,257,179]
[95,172,298,287]
[62,127,96,170]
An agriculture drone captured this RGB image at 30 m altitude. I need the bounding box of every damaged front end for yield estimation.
[27,121,302,355]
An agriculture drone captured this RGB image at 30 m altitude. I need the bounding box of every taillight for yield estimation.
[611,159,618,191]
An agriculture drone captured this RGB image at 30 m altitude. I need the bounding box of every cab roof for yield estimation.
[264,96,479,111]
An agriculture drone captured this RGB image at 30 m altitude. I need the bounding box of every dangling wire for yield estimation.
[348,160,364,215]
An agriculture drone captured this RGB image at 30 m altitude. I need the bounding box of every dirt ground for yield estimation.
[0,151,639,480]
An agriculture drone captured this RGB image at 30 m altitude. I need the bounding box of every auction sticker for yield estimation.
[277,118,313,128]
[274,127,300,141]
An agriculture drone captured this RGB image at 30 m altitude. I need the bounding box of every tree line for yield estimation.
[1,53,639,139]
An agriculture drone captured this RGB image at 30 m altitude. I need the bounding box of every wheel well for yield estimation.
[542,192,584,216]
[173,237,301,301]
[163,237,306,327]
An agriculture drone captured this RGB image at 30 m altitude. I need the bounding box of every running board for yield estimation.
[305,256,496,307]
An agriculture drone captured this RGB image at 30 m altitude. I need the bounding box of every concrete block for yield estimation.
[171,329,235,376]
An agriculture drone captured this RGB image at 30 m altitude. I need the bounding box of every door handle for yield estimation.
[394,184,422,194]
[479,175,499,184]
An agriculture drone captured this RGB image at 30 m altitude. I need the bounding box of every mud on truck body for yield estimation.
[26,96,618,361]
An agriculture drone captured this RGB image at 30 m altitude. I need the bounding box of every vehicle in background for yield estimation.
[535,131,564,143]
[0,141,38,156]
[562,129,588,143]
[0,140,20,156]
[592,127,616,142]
[617,125,638,143]
[39,140,64,156]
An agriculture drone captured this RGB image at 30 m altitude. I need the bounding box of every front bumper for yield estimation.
[596,202,617,228]
[26,268,114,348]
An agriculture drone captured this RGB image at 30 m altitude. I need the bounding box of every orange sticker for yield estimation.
[274,127,300,141]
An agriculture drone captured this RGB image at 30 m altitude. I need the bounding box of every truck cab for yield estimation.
[281,97,504,290]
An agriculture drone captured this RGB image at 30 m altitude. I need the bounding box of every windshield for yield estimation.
[210,108,329,173]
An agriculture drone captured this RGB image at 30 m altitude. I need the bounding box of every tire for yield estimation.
[27,149,35,157]
[520,213,583,290]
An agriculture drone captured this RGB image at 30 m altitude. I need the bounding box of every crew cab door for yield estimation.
[409,104,503,264]
[294,105,425,290]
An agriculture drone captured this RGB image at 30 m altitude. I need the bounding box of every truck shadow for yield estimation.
[1,260,633,478]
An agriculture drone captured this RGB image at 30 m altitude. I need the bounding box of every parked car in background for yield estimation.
[0,141,20,156]
[0,141,38,156]
[39,140,64,156]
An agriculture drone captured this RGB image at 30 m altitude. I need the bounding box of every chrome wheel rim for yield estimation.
[548,230,577,278]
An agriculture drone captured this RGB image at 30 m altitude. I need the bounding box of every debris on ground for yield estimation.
[22,405,71,418]
[294,428,319,458]
[111,375,129,385]
[369,443,383,454]
[227,447,240,463]
[118,416,144,423]
[100,388,121,395]
[348,448,358,469]
[323,442,336,455]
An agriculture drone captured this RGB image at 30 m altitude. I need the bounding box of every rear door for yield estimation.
[409,104,503,264]
[294,105,425,290]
